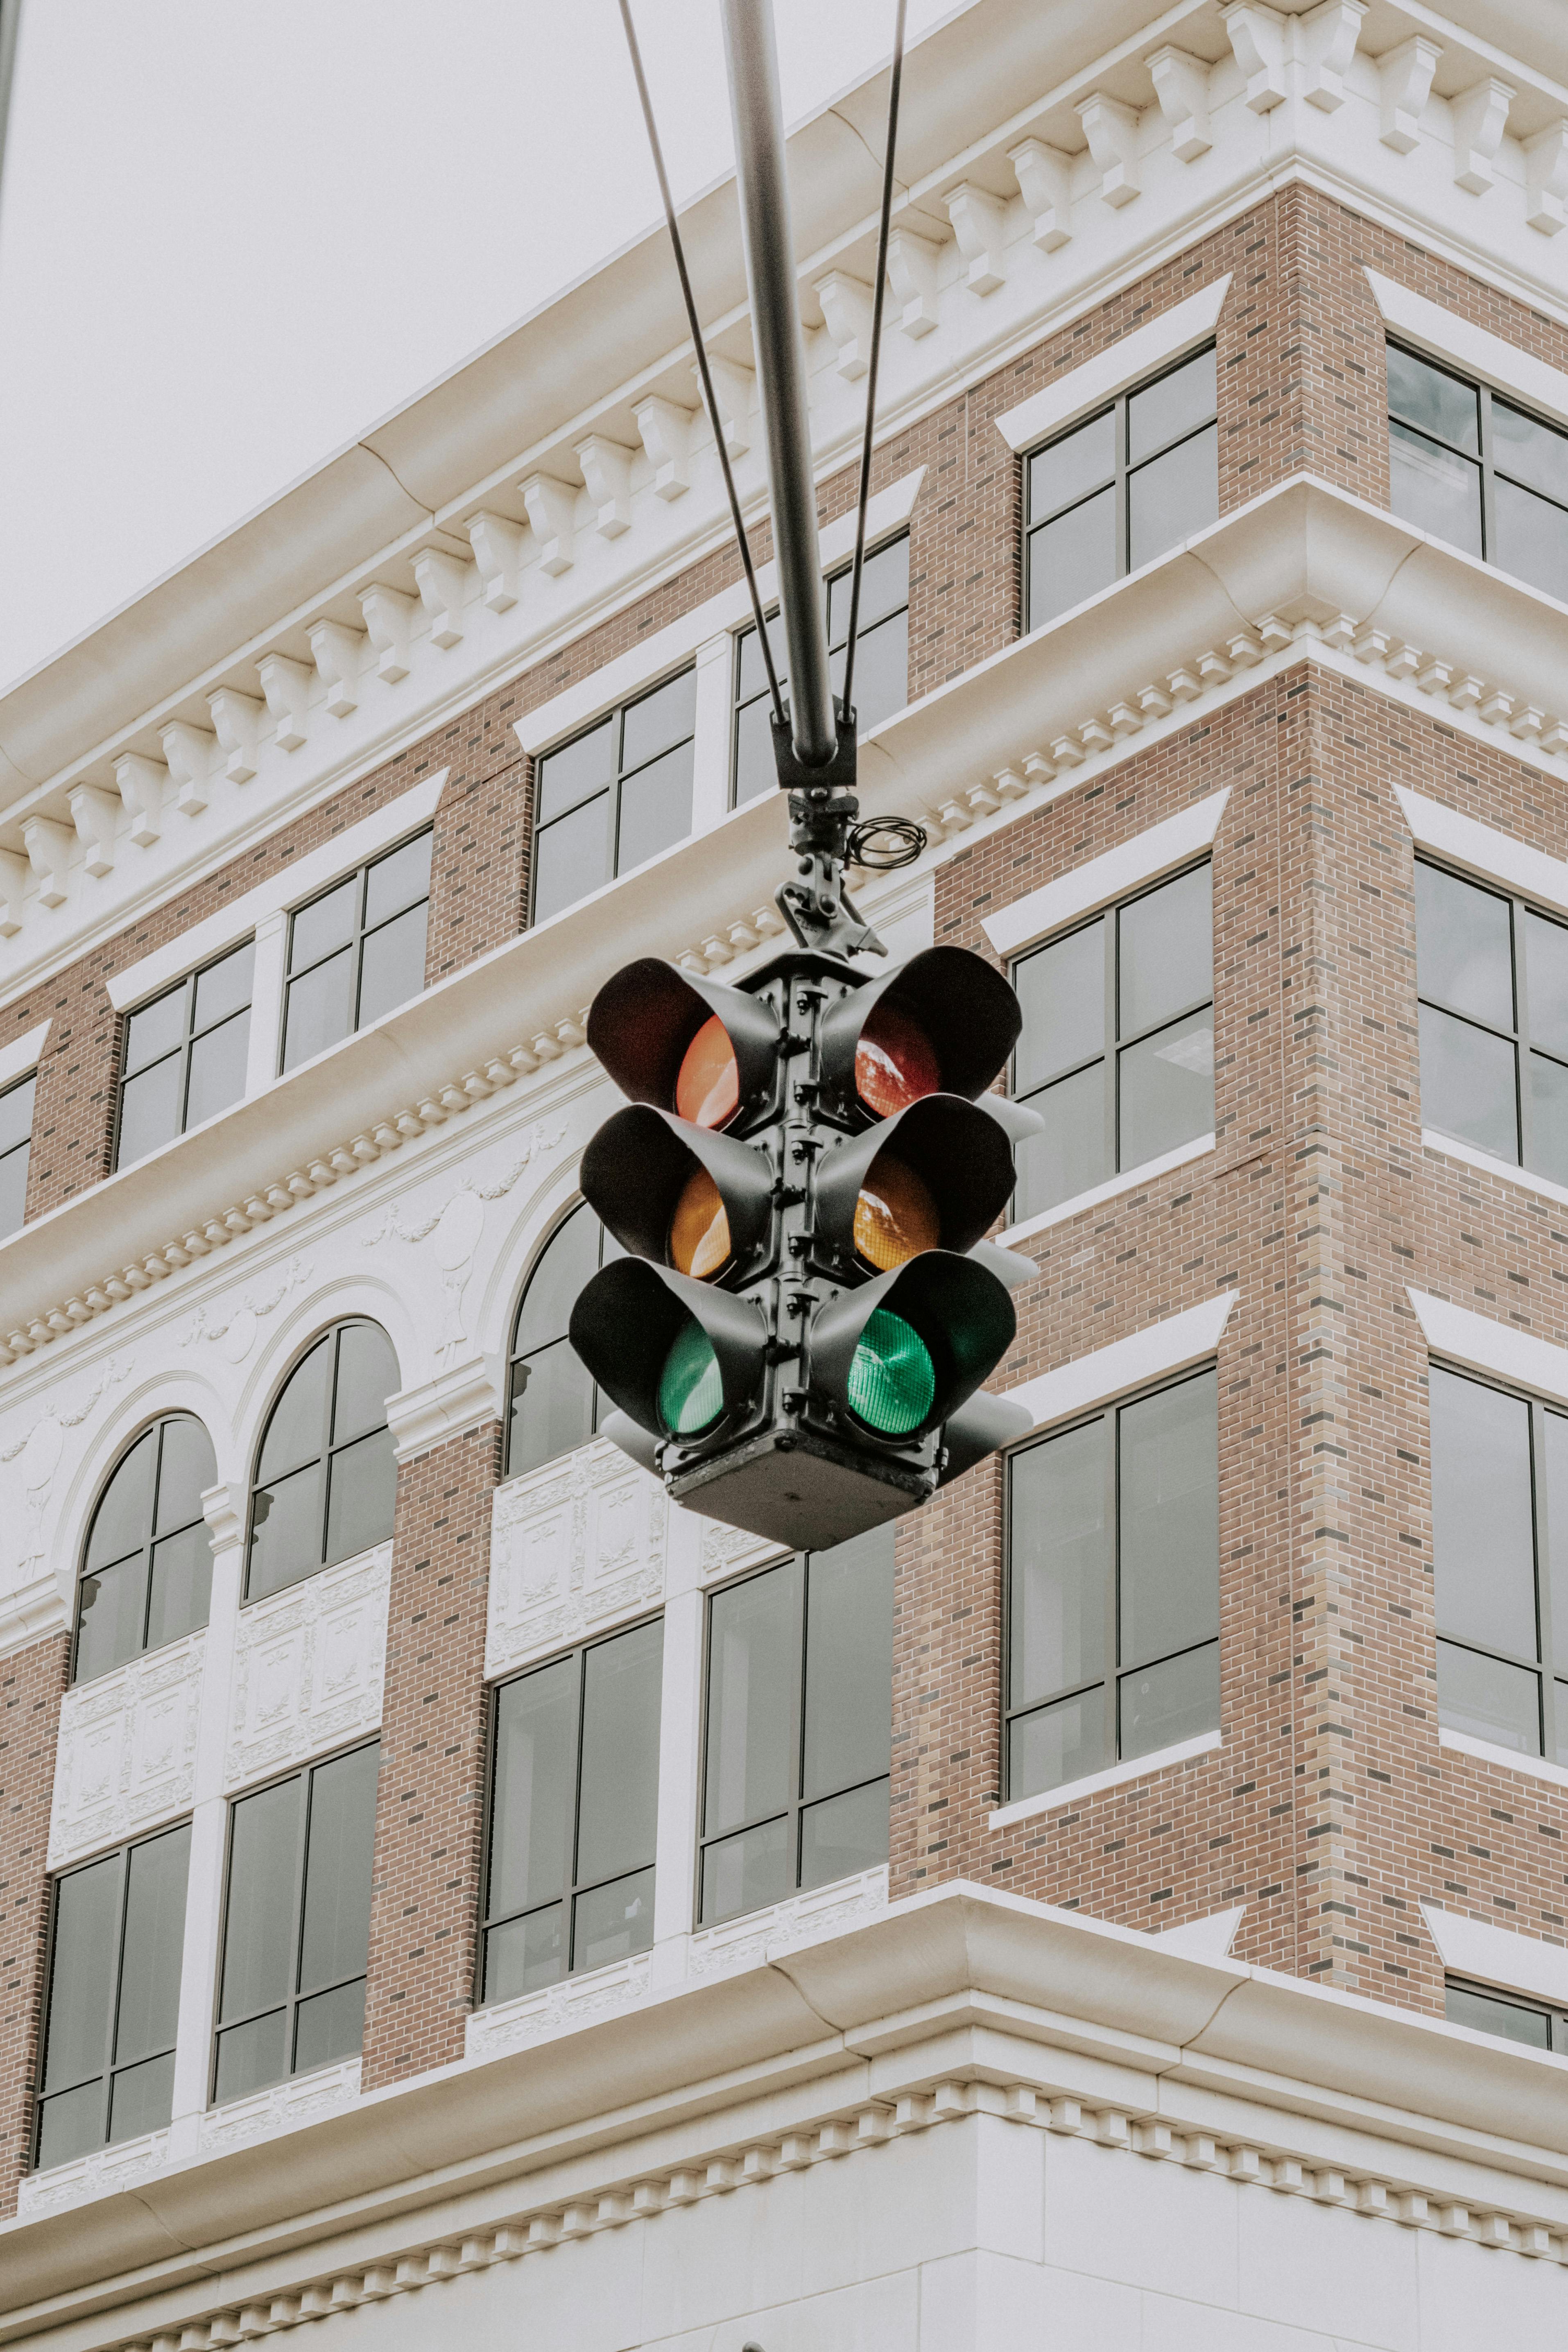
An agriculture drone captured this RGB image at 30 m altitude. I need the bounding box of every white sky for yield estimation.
[0,0,953,696]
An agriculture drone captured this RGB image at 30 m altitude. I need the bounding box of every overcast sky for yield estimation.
[0,0,954,697]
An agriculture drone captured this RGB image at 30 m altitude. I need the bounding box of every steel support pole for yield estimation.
[719,0,837,770]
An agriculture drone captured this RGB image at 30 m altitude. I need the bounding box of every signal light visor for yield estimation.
[675,1014,741,1131]
[853,1153,940,1272]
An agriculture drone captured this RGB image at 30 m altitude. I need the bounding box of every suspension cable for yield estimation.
[839,0,907,721]
[618,0,786,729]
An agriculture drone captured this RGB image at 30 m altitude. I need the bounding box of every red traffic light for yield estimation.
[818,946,1021,1124]
[587,959,781,1132]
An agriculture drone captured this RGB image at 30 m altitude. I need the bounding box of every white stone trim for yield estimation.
[385,1355,500,1463]
[1002,1289,1237,1438]
[1153,1900,1245,1959]
[1441,1723,1568,1796]
[1421,1126,1568,1215]
[989,1728,1223,1830]
[991,276,1232,453]
[998,1133,1215,1246]
[1395,784,1568,919]
[982,789,1229,958]
[104,771,448,1013]
[1422,1901,1568,2013]
[1407,1284,1568,1408]
[223,1542,391,1792]
[1367,268,1568,435]
[0,1019,49,1096]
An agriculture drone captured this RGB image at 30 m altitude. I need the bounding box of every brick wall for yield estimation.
[0,1634,66,2216]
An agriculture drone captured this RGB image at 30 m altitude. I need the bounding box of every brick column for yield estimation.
[0,1633,68,2215]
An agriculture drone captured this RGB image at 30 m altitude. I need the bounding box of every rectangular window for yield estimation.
[1428,1363,1568,1764]
[281,829,432,1075]
[0,1068,34,1238]
[732,534,910,806]
[1445,1976,1564,2051]
[115,939,254,1170]
[35,1822,190,2170]
[698,1525,894,1927]
[480,1615,663,2001]
[532,669,696,926]
[1413,856,1568,1185]
[1387,342,1568,602]
[1009,861,1214,1223]
[1006,1367,1220,1802]
[212,1741,378,2103]
[1025,346,1218,629]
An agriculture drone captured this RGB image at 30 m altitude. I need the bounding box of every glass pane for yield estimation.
[514,1208,599,1357]
[248,1463,325,1600]
[156,1416,217,1534]
[74,1556,149,1683]
[508,1338,595,1478]
[333,1323,397,1445]
[282,946,355,1072]
[1119,1372,1220,1671]
[1530,1052,1568,1190]
[483,1905,564,2002]
[833,607,908,734]
[1418,1003,1518,1162]
[1389,420,1483,555]
[1120,1641,1219,1760]
[214,2010,287,2104]
[1014,918,1105,1092]
[357,900,428,1030]
[704,1559,802,1838]
[259,1338,331,1481]
[1559,1682,1568,1769]
[1118,1007,1215,1168]
[622,669,697,771]
[0,1140,29,1240]
[185,1010,250,1129]
[1544,1413,1568,1680]
[1418,861,1514,1028]
[828,534,910,643]
[574,1867,656,1970]
[1013,1061,1109,1223]
[43,1855,120,2091]
[1429,1367,1537,1661]
[124,984,188,1077]
[1029,410,1115,519]
[733,691,777,806]
[539,717,615,821]
[1445,1981,1552,2049]
[117,1054,184,1168]
[1120,867,1213,1038]
[364,830,432,928]
[803,1527,894,1801]
[289,876,357,972]
[194,939,255,1032]
[737,610,788,702]
[1437,1640,1541,1754]
[576,1619,663,1888]
[1009,1689,1106,1802]
[1494,475,1568,605]
[325,1427,396,1563]
[113,1827,189,2065]
[145,1525,213,1650]
[293,1978,366,2075]
[489,1656,577,1921]
[1129,348,1216,463]
[1129,423,1218,568]
[799,1779,888,1891]
[1387,346,1480,450]
[616,739,693,875]
[533,793,610,924]
[1029,485,1117,627]
[108,2050,174,2145]
[221,1775,305,2022]
[1010,1418,1110,1708]
[1493,399,1568,505]
[700,1818,789,1925]
[1527,909,1568,1059]
[0,1070,35,1155]
[299,1743,378,1995]
[36,2081,105,2171]
[86,1430,157,1571]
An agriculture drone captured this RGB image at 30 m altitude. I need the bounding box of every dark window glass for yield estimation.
[533,673,695,922]
[0,1070,34,1240]
[733,535,910,806]
[281,832,431,1073]
[248,1322,398,1602]
[74,1416,218,1684]
[1387,342,1568,597]
[1007,1369,1219,1802]
[1414,857,1568,1185]
[213,1744,377,2103]
[1445,1977,1559,2051]
[505,1205,622,1478]
[1010,864,1213,1223]
[1027,348,1217,629]
[36,1825,190,2169]
[481,1617,663,2002]
[699,1527,894,1927]
[115,939,254,1170]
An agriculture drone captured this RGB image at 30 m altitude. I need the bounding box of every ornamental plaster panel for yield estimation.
[687,1866,890,1983]
[48,1630,205,1868]
[198,2058,362,2160]
[16,2123,172,2217]
[224,1545,390,1791]
[464,1952,652,2063]
[486,1438,667,1680]
[698,1516,791,1584]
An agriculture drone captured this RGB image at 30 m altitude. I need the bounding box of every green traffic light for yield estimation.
[658,1315,724,1435]
[847,1308,936,1435]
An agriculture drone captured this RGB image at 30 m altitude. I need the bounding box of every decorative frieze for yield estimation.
[224,1545,390,1791]
[687,1866,889,1982]
[464,1952,652,2063]
[48,1630,205,1868]
[486,1437,667,1681]
[16,2122,172,2218]
[198,2057,362,2161]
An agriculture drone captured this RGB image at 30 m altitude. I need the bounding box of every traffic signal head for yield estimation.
[579,1105,775,1282]
[814,1094,1019,1273]
[817,945,1022,1125]
[806,1250,1016,1443]
[586,957,782,1132]
[568,1257,768,1443]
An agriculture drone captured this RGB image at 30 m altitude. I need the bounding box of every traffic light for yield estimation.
[568,941,1038,1551]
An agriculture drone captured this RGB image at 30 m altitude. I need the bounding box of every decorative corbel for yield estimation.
[632,396,692,500]
[885,227,942,337]
[519,473,578,575]
[466,511,525,611]
[1451,77,1515,195]
[1525,121,1568,236]
[111,753,165,846]
[1221,4,1288,113]
[1075,93,1142,209]
[23,816,72,908]
[413,549,471,647]
[1378,36,1440,154]
[308,620,365,718]
[159,720,215,816]
[1300,0,1366,112]
[815,270,875,381]
[0,850,27,937]
[1007,139,1073,250]
[1147,48,1213,162]
[208,686,263,783]
[257,652,311,752]
[359,585,416,682]
[68,786,118,878]
[575,435,635,539]
[701,356,754,458]
[944,182,1007,293]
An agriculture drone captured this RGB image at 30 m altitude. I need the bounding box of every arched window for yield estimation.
[506,1205,619,1479]
[248,1321,398,1603]
[74,1416,218,1684]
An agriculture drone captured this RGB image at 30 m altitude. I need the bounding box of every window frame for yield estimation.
[1023,343,1218,630]
[0,1063,35,1237]
[1414,852,1568,1180]
[529,667,697,926]
[113,936,256,1173]
[729,530,912,808]
[71,1412,217,1685]
[278,823,433,1077]
[244,1318,398,1606]
[1445,1973,1567,2053]
[1386,338,1568,577]
[503,1202,617,1481]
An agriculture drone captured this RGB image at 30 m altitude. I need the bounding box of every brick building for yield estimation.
[2,1,1568,2343]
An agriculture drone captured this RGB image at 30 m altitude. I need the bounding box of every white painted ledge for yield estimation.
[1153,1901,1244,1961]
[1441,1724,1568,1798]
[1367,269,1568,436]
[1421,1125,1568,1214]
[998,1132,1214,1246]
[0,1020,49,1095]
[1422,1900,1568,2013]
[1395,785,1568,921]
[1407,1284,1568,1407]
[1002,1289,1237,1439]
[983,788,1228,958]
[991,276,1231,453]
[989,1727,1223,1830]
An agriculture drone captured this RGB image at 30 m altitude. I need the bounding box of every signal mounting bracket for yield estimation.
[772,705,887,962]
